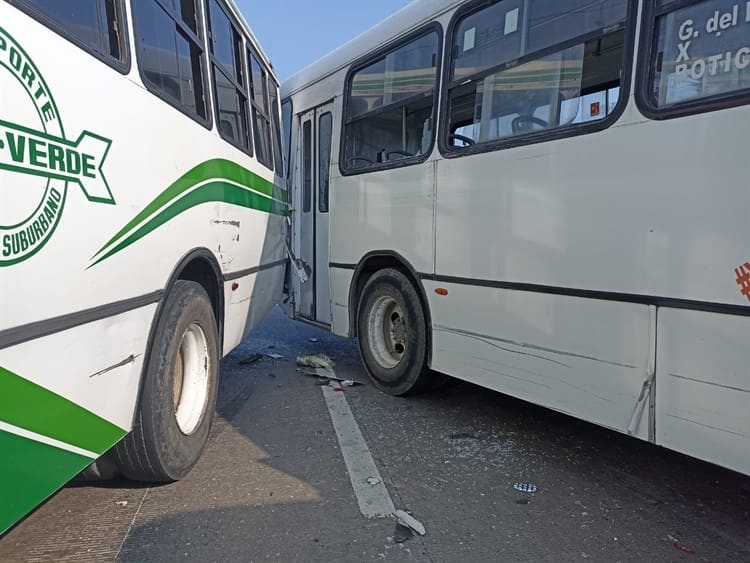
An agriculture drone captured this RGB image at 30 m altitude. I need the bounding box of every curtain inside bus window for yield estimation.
[650,0,750,107]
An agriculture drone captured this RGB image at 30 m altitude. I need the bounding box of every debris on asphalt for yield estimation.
[514,483,538,493]
[264,353,285,360]
[366,477,381,486]
[115,501,128,507]
[309,337,319,343]
[393,510,426,536]
[296,354,335,371]
[341,380,361,387]
[673,543,695,554]
[239,353,263,365]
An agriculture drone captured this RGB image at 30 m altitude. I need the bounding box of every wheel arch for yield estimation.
[347,250,433,365]
[128,248,224,428]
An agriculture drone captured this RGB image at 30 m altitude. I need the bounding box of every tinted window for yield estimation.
[281,99,293,179]
[269,82,284,175]
[303,120,312,212]
[318,112,332,213]
[648,0,750,108]
[19,0,123,61]
[343,29,440,172]
[446,0,628,150]
[132,0,207,120]
[249,51,273,168]
[208,0,250,149]
[453,0,627,81]
[349,33,438,118]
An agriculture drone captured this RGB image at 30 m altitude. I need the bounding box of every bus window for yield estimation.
[281,99,293,179]
[132,0,208,123]
[269,82,284,176]
[446,0,629,149]
[342,28,440,172]
[646,0,750,111]
[15,0,125,63]
[208,0,250,149]
[249,50,274,169]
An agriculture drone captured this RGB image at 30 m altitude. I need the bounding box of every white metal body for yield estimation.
[0,0,285,533]
[283,0,750,476]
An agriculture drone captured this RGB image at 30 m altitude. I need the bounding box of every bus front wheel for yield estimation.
[114,280,219,482]
[357,268,431,396]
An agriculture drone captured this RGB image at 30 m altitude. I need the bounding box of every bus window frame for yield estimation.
[130,0,213,130]
[635,0,750,120]
[247,45,274,170]
[207,0,253,154]
[339,21,444,178]
[437,0,638,160]
[8,0,131,74]
[281,97,293,181]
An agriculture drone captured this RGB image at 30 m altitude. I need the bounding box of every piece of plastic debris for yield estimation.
[264,353,284,360]
[514,483,538,493]
[341,380,360,387]
[239,354,263,365]
[309,337,319,342]
[393,510,426,536]
[366,477,381,486]
[116,501,128,507]
[296,354,335,371]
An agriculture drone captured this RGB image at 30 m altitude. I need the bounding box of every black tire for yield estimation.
[114,280,219,482]
[357,268,432,396]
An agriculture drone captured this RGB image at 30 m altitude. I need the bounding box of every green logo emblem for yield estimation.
[0,27,114,266]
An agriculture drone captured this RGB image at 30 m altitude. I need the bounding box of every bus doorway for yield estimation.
[294,102,334,324]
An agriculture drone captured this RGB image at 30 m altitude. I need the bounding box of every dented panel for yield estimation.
[656,309,750,475]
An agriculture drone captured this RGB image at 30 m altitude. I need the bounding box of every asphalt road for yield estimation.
[1,308,749,562]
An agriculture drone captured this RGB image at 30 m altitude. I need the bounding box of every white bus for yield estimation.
[282,0,750,476]
[0,0,286,533]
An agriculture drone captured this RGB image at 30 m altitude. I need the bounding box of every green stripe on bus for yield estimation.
[90,180,285,267]
[0,429,92,535]
[91,158,286,265]
[0,366,126,455]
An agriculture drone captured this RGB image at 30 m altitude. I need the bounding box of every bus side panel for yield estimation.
[426,281,652,437]
[331,165,435,275]
[0,305,157,432]
[330,266,355,337]
[656,309,750,476]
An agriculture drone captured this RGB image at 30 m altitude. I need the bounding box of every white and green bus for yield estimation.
[282,0,750,476]
[1,0,287,534]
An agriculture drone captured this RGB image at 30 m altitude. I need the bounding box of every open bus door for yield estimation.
[286,102,334,326]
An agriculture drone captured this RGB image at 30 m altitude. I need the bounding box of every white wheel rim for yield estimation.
[173,322,210,435]
[367,295,407,369]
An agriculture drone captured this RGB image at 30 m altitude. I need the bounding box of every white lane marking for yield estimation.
[0,421,98,459]
[322,382,396,518]
[115,488,150,560]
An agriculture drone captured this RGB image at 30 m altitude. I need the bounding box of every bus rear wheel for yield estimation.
[114,280,219,482]
[357,268,431,396]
